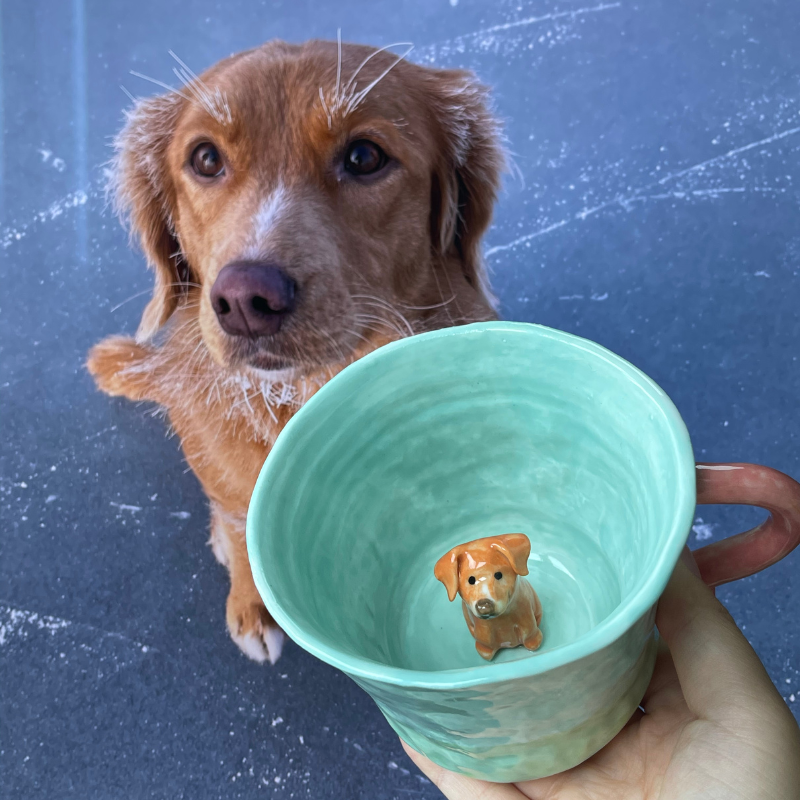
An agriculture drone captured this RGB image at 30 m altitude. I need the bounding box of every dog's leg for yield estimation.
[87,335,161,402]
[523,629,543,651]
[475,641,496,660]
[210,505,285,664]
[532,587,543,627]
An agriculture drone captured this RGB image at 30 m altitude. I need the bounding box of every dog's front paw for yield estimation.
[226,594,285,665]
[86,336,152,400]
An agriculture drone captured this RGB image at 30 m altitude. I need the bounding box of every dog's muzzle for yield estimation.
[475,599,495,618]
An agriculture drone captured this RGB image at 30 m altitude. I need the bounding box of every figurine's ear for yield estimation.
[434,548,461,602]
[491,534,531,576]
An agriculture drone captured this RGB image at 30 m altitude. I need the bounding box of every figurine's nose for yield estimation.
[476,599,495,616]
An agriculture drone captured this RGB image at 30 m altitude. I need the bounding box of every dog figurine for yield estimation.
[434,533,543,660]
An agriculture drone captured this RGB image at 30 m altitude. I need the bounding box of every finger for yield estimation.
[401,741,525,800]
[678,545,703,580]
[640,638,682,707]
[656,555,783,722]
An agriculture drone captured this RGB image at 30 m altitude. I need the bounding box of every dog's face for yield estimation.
[114,40,503,373]
[434,533,531,619]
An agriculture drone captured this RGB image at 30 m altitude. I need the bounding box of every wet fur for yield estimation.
[88,39,504,664]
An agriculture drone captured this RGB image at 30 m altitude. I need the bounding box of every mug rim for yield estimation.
[247,322,696,689]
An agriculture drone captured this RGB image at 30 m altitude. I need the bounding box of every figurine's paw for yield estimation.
[226,594,285,665]
[523,630,543,651]
[475,642,496,661]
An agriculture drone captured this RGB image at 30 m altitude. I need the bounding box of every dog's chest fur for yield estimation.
[89,306,395,516]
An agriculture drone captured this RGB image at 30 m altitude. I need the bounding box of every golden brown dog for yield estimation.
[434,534,543,660]
[87,39,504,663]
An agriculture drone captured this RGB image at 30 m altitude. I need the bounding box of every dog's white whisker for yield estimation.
[169,49,232,125]
[341,41,413,98]
[429,265,455,326]
[398,294,457,311]
[342,326,371,343]
[109,288,158,313]
[335,28,342,103]
[352,295,415,335]
[129,70,193,101]
[120,84,137,104]
[353,312,407,339]
[318,87,332,129]
[345,44,414,115]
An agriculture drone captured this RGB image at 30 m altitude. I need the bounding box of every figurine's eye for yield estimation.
[494,572,503,580]
[468,576,476,585]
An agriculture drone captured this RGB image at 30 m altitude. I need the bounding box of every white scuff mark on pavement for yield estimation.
[0,603,160,666]
[655,124,800,186]
[486,124,800,257]
[463,2,620,37]
[110,501,142,513]
[754,271,771,277]
[37,148,66,171]
[2,189,91,249]
[590,292,609,301]
[0,606,71,646]
[169,511,191,519]
[85,425,118,441]
[417,2,622,63]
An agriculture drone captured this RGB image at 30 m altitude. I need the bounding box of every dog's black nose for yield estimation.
[211,261,297,338]
[476,599,495,616]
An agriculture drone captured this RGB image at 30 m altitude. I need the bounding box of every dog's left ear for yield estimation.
[434,547,462,602]
[425,68,505,307]
[491,534,531,576]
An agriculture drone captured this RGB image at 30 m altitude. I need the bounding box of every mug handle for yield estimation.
[693,463,800,587]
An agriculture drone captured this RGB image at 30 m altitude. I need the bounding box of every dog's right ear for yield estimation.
[109,93,187,342]
[434,547,462,602]
[491,534,531,576]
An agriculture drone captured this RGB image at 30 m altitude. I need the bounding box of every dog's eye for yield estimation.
[191,143,224,178]
[468,576,476,585]
[494,572,503,580]
[344,140,387,176]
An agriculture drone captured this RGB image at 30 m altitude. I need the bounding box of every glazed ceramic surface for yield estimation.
[247,322,696,782]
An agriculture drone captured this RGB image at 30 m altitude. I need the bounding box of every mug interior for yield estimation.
[248,323,695,679]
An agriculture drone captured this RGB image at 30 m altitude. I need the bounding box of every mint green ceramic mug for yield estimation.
[247,322,800,782]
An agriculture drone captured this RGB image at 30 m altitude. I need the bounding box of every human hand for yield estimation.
[403,548,800,799]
